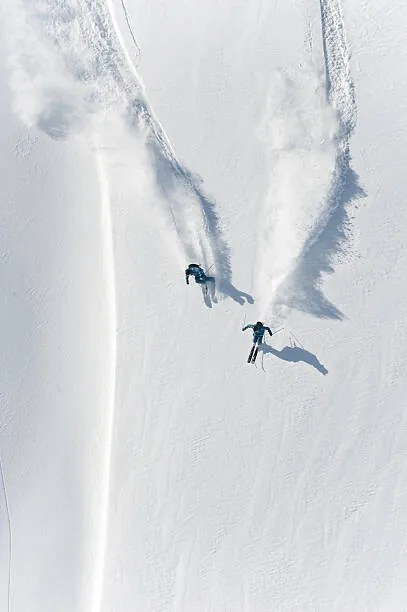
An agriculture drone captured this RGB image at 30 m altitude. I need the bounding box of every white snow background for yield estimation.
[1,0,407,610]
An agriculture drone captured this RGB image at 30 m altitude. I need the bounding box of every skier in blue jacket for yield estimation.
[242,321,273,363]
[185,264,214,286]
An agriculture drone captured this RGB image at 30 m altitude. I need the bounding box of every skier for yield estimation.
[185,264,214,287]
[242,321,273,364]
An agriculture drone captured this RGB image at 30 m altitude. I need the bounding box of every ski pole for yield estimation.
[273,327,284,335]
[287,330,303,348]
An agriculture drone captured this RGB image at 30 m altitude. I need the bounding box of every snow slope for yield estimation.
[1,0,407,610]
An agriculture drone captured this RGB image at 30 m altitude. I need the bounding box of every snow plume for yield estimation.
[256,64,338,318]
[281,0,362,320]
[4,1,94,136]
[258,0,362,320]
[3,0,231,290]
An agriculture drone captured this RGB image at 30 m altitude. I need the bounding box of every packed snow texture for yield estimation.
[1,0,407,610]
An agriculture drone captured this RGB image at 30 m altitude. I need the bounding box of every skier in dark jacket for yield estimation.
[185,264,214,286]
[242,321,273,345]
[242,321,273,363]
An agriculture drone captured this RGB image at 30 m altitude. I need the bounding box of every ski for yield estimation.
[251,347,259,363]
[247,345,255,363]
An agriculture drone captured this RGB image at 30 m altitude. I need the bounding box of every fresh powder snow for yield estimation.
[1,0,407,610]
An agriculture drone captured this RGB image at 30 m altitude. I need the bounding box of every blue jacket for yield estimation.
[185,264,206,283]
[242,323,273,342]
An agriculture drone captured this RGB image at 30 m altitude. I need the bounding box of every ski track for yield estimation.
[91,153,118,612]
[260,0,363,322]
[281,0,364,320]
[116,0,141,60]
[6,0,232,294]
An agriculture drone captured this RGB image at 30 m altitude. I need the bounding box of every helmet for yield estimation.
[256,321,263,326]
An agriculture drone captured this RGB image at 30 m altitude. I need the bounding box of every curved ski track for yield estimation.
[91,153,118,612]
[11,0,232,289]
[284,0,363,319]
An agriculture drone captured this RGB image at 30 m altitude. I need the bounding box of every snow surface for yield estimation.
[1,0,407,610]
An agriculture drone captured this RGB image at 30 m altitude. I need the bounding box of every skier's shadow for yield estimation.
[218,280,254,305]
[261,341,328,375]
[201,280,254,308]
[201,282,217,309]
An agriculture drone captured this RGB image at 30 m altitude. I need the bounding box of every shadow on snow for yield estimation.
[261,341,328,375]
[279,160,365,320]
[147,135,254,306]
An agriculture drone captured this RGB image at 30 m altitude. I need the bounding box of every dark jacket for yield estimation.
[242,323,273,343]
[185,264,206,284]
